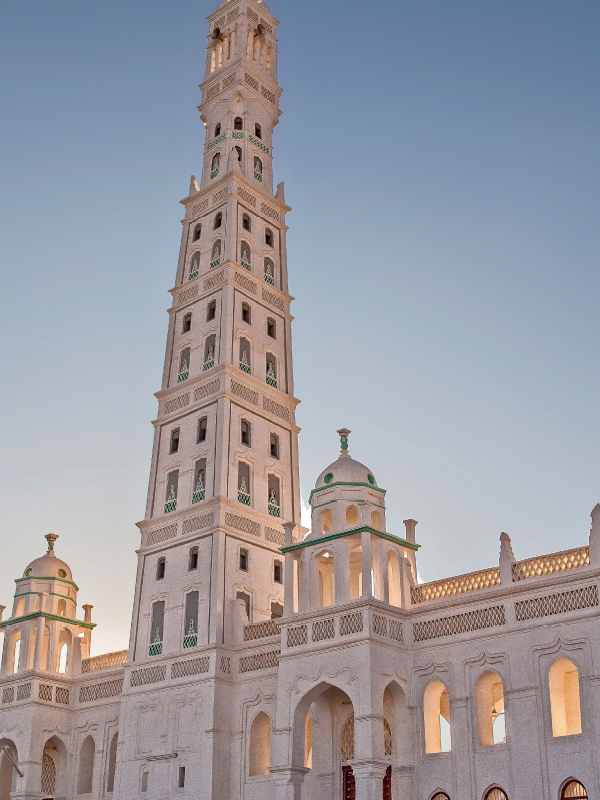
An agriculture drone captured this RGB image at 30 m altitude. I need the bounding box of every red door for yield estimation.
[382,765,392,800]
[342,766,356,800]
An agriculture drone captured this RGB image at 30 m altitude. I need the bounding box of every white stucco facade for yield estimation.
[0,3,598,800]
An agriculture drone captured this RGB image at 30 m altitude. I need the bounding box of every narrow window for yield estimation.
[106,733,118,793]
[77,735,95,795]
[273,560,282,584]
[255,123,262,139]
[192,459,206,503]
[188,547,199,571]
[177,349,190,383]
[211,152,220,178]
[234,116,243,130]
[58,641,69,673]
[206,300,216,321]
[238,462,251,505]
[214,213,222,230]
[254,156,263,181]
[189,252,200,280]
[164,470,179,513]
[239,337,251,374]
[271,601,283,619]
[240,241,251,270]
[346,505,359,526]
[197,417,208,443]
[182,313,192,333]
[234,145,242,161]
[169,428,180,454]
[268,474,281,517]
[423,680,452,753]
[192,223,201,242]
[204,334,216,370]
[267,317,276,339]
[266,354,277,388]
[156,557,166,581]
[265,228,273,247]
[264,257,275,286]
[183,591,199,648]
[242,213,251,232]
[249,712,271,776]
[239,548,249,572]
[211,239,221,268]
[270,433,279,459]
[57,599,67,616]
[236,590,250,619]
[241,419,251,447]
[149,600,165,656]
[214,123,221,136]
[178,766,186,789]
[242,302,251,324]
[141,772,149,793]
[476,671,506,746]
[549,658,582,736]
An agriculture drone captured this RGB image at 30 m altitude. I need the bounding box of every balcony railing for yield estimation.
[210,168,219,179]
[241,257,251,271]
[164,489,177,514]
[238,489,251,506]
[254,171,263,182]
[188,267,199,280]
[149,635,163,657]
[266,366,277,388]
[203,358,214,371]
[177,367,189,383]
[81,650,128,673]
[268,502,281,518]
[248,134,270,154]
[264,270,275,286]
[192,488,205,504]
[207,132,226,150]
[210,257,221,269]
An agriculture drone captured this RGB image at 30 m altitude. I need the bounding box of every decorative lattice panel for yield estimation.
[194,379,220,402]
[389,619,403,642]
[262,289,285,312]
[79,678,124,703]
[287,625,308,648]
[244,620,280,641]
[413,605,506,643]
[512,546,590,581]
[130,665,166,688]
[340,612,363,636]
[411,567,501,604]
[146,525,177,547]
[515,585,598,621]
[182,513,214,535]
[171,656,210,679]
[55,687,69,705]
[373,614,388,637]
[163,393,190,416]
[239,650,280,673]
[212,187,228,204]
[38,684,53,702]
[41,753,56,796]
[82,650,128,673]
[203,271,224,291]
[220,656,231,674]
[2,687,14,704]
[384,719,393,756]
[238,187,257,207]
[312,618,335,642]
[234,271,257,294]
[263,397,290,420]
[261,202,280,221]
[225,513,260,537]
[230,380,259,406]
[16,683,31,700]
[177,285,198,305]
[265,526,285,546]
[340,714,355,761]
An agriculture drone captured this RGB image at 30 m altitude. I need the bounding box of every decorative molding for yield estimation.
[225,512,260,537]
[413,605,506,643]
[515,585,598,621]
[171,656,210,679]
[238,186,257,207]
[163,393,190,416]
[263,396,289,421]
[79,679,124,704]
[194,379,220,402]
[231,380,259,406]
[239,650,280,672]
[262,288,285,311]
[146,524,178,547]
[130,665,166,688]
[261,201,280,221]
[203,271,224,292]
[177,285,198,305]
[182,513,214,535]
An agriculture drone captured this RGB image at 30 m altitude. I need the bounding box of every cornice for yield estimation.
[281,526,419,554]
[0,611,95,630]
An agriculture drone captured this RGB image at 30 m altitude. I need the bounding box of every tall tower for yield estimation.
[130,0,300,662]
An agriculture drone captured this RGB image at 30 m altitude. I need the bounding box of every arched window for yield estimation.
[238,462,251,506]
[241,419,251,446]
[240,242,252,270]
[15,597,25,617]
[188,547,199,571]
[182,312,192,333]
[169,428,180,454]
[77,735,95,794]
[210,239,221,268]
[210,152,220,178]
[214,123,221,137]
[106,733,118,793]
[476,671,506,746]
[0,743,18,799]
[320,508,332,535]
[484,790,508,800]
[41,752,57,797]
[304,712,313,768]
[234,146,242,162]
[204,334,216,370]
[340,714,355,761]
[266,354,277,388]
[431,795,451,800]
[317,550,334,607]
[192,223,201,242]
[156,557,166,581]
[58,642,68,674]
[234,116,243,131]
[178,348,190,382]
[57,599,67,617]
[562,781,588,799]
[423,680,451,753]
[183,591,199,648]
[254,156,263,181]
[346,505,359,526]
[242,213,251,232]
[149,601,165,656]
[387,551,401,607]
[206,300,216,321]
[273,561,283,584]
[242,302,251,324]
[270,433,279,459]
[549,658,582,736]
[267,317,276,339]
[10,634,21,674]
[371,510,382,530]
[264,257,275,286]
[265,228,273,247]
[255,123,262,139]
[189,252,200,280]
[249,712,271,776]
[197,416,207,443]
[193,459,206,504]
[268,474,281,517]
[164,470,179,514]
[213,213,222,230]
[239,337,251,374]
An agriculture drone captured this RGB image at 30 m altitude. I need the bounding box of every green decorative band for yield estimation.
[248,134,270,154]
[308,481,386,504]
[0,611,95,630]
[207,132,226,150]
[231,131,244,140]
[280,525,419,554]
[15,575,80,591]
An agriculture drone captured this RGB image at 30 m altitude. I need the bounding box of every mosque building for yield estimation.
[0,2,598,799]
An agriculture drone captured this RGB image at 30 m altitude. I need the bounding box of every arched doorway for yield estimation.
[562,781,588,799]
[41,736,66,800]
[0,740,19,800]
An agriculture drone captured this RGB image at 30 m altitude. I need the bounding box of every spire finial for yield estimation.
[45,533,58,555]
[337,428,351,456]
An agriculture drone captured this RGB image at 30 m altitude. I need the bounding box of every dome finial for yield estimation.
[45,533,59,555]
[337,428,351,456]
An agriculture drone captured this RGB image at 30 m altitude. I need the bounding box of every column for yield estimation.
[334,541,351,606]
[449,696,474,799]
[283,523,296,614]
[33,594,47,670]
[270,766,309,800]
[350,760,388,800]
[360,530,371,599]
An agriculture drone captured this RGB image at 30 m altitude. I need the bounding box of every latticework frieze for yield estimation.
[182,513,214,535]
[16,683,31,700]
[237,186,257,207]
[177,285,198,305]
[389,619,403,642]
[265,526,284,546]
[262,288,285,311]
[163,393,190,416]
[512,546,590,581]
[239,650,280,673]
[340,612,363,636]
[413,605,506,643]
[312,618,335,642]
[194,379,220,402]
[38,684,53,702]
[231,380,259,406]
[411,567,501,604]
[287,624,308,648]
[372,614,388,637]
[515,584,598,621]
[55,687,69,705]
[79,678,124,703]
[82,650,128,673]
[225,512,260,537]
[2,688,14,704]
[234,271,257,294]
[171,656,210,679]
[146,525,177,547]
[130,665,166,688]
[244,620,280,641]
[203,271,224,291]
[220,656,231,674]
[263,396,290,421]
[340,714,354,761]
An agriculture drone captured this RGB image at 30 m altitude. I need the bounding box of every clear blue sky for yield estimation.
[0,0,598,654]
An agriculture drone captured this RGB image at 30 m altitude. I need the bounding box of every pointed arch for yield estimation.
[549,658,582,737]
[340,713,354,761]
[345,505,359,526]
[77,735,95,794]
[0,740,18,800]
[423,679,451,753]
[249,711,271,776]
[561,779,588,799]
[484,789,508,800]
[476,671,505,746]
[106,732,118,793]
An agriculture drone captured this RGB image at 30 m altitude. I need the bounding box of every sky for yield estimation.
[0,0,599,655]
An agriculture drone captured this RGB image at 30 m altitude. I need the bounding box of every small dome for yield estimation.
[23,535,73,583]
[314,429,377,491]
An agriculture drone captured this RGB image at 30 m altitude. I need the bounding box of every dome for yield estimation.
[314,429,378,491]
[23,534,73,582]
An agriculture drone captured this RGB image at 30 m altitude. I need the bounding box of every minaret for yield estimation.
[130,0,300,661]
